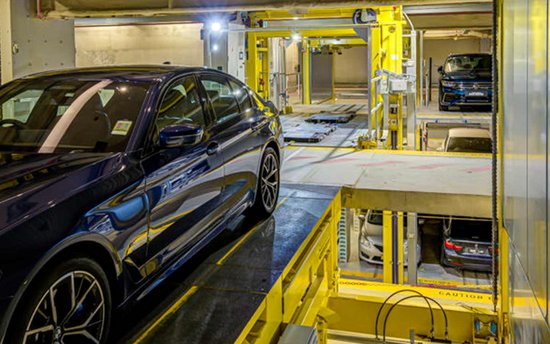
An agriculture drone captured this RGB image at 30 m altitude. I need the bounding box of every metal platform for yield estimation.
[126,184,341,344]
[282,147,491,218]
[281,113,370,147]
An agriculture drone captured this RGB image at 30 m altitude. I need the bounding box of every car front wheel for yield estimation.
[9,257,112,344]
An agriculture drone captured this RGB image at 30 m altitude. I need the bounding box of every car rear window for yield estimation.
[447,137,492,153]
[450,219,492,241]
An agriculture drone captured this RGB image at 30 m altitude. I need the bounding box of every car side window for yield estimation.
[200,75,240,124]
[228,79,253,113]
[157,76,205,130]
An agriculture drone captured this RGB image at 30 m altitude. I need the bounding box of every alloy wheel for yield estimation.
[260,153,279,211]
[23,271,106,344]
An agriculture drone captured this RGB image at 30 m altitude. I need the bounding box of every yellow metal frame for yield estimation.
[245,6,404,111]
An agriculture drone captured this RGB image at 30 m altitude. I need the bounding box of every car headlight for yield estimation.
[361,235,374,248]
[441,80,457,87]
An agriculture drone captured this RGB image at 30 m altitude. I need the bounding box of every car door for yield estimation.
[141,75,225,276]
[198,73,264,215]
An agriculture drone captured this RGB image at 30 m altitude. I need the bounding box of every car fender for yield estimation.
[0,232,122,343]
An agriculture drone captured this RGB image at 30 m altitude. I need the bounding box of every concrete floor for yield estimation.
[282,147,490,197]
[281,146,493,289]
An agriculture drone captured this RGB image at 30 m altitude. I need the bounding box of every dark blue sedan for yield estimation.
[0,66,283,344]
[438,53,493,111]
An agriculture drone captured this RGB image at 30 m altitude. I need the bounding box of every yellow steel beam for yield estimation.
[250,7,401,21]
[253,28,360,39]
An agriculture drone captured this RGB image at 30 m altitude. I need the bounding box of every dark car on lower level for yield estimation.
[0,66,283,344]
[438,53,493,111]
[441,217,495,272]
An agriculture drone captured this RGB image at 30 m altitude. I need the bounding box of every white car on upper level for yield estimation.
[442,128,492,153]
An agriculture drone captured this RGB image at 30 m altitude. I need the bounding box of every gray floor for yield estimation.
[281,112,370,147]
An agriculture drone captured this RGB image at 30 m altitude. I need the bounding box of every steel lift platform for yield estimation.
[127,184,342,343]
[122,179,498,344]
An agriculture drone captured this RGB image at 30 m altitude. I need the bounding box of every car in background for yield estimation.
[438,53,492,111]
[0,66,283,343]
[359,210,422,266]
[442,128,492,153]
[441,217,494,272]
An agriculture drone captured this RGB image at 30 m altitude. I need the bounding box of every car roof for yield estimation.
[21,65,221,84]
[448,128,491,138]
[447,53,491,58]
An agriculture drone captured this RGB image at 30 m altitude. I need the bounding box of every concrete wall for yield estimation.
[75,23,203,67]
[1,0,74,83]
[334,46,368,86]
[424,38,487,85]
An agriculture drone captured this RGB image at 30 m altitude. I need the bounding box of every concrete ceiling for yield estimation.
[40,0,492,18]
[408,13,492,30]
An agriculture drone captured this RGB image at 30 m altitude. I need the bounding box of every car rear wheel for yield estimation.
[9,257,112,344]
[248,147,280,219]
[439,104,449,111]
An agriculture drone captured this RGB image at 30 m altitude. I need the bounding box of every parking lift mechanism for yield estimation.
[132,185,498,344]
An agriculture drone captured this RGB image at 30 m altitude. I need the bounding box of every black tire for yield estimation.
[247,147,280,219]
[8,257,112,344]
[440,249,449,268]
[439,103,448,111]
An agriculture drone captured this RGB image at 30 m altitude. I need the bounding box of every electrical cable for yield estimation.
[490,0,499,313]
[382,295,449,343]
[374,290,434,339]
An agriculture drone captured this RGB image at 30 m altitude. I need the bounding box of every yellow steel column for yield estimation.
[246,32,259,93]
[302,42,311,105]
[261,37,270,99]
[382,210,393,283]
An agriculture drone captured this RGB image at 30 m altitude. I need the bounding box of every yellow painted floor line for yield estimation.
[133,286,199,344]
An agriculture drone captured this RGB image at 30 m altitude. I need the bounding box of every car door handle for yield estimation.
[251,118,268,132]
[206,142,219,155]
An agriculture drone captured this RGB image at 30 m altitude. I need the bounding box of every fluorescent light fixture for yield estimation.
[291,32,301,41]
[212,44,219,52]
[210,21,222,32]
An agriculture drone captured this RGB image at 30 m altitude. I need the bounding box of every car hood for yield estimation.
[0,152,126,230]
[442,70,492,82]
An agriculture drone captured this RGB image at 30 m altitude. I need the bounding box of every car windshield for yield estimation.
[444,55,492,73]
[0,78,151,153]
[450,219,492,242]
[447,137,492,153]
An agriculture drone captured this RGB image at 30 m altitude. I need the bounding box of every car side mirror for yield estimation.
[437,66,444,75]
[263,100,278,114]
[159,124,203,148]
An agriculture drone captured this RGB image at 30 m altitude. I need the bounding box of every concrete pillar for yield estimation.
[202,22,246,83]
[0,0,75,84]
